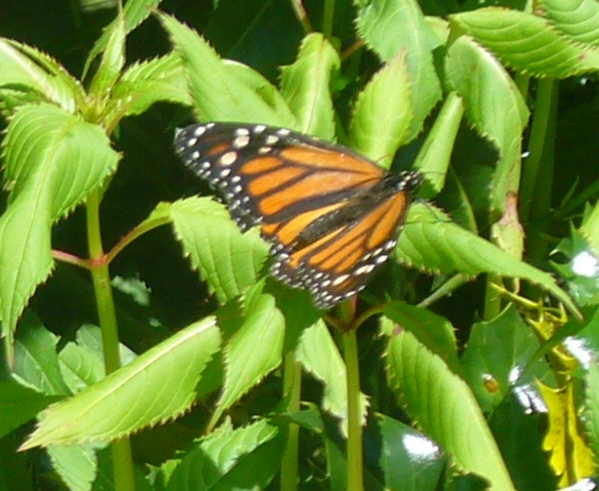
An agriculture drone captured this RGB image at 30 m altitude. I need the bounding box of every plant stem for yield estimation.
[520,78,556,224]
[280,351,302,491]
[344,329,363,491]
[86,190,135,491]
[289,0,312,33]
[525,80,558,266]
[322,0,335,39]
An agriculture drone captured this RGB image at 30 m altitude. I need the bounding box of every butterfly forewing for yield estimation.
[174,122,422,309]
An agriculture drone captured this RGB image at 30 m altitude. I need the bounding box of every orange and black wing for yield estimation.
[174,122,422,309]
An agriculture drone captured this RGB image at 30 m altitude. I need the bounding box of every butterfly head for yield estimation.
[397,169,424,192]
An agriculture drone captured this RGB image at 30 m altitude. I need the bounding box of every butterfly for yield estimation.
[174,122,423,309]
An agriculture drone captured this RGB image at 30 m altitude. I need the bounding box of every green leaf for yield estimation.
[399,203,579,316]
[13,313,70,396]
[580,199,599,256]
[386,329,516,490]
[445,35,529,216]
[296,320,368,430]
[552,229,599,307]
[108,53,192,120]
[413,91,464,199]
[370,414,446,491]
[350,52,413,168]
[450,8,599,78]
[88,11,125,96]
[280,32,340,139]
[539,381,595,487]
[168,197,269,305]
[159,12,295,127]
[460,305,547,413]
[212,290,285,425]
[355,0,442,140]
[382,302,460,372]
[489,394,558,491]
[584,358,599,461]
[58,325,127,394]
[166,419,283,491]
[0,39,84,111]
[47,442,105,491]
[0,380,58,439]
[21,316,220,448]
[0,103,119,344]
[541,0,599,47]
[82,0,163,77]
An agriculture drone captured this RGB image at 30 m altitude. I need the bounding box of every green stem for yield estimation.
[344,329,363,491]
[525,81,558,266]
[520,78,556,224]
[280,351,302,491]
[87,190,135,491]
[289,0,312,33]
[106,213,171,265]
[483,274,502,321]
[322,0,335,39]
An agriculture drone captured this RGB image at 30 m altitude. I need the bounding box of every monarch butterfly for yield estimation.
[174,122,423,309]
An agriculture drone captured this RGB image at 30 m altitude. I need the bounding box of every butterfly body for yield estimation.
[175,122,422,309]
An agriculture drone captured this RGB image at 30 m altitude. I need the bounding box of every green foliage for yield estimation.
[22,316,220,448]
[0,0,598,490]
[386,325,514,490]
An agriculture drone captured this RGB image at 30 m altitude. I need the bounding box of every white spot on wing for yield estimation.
[220,151,237,166]
[355,264,374,275]
[233,135,250,148]
[332,274,350,286]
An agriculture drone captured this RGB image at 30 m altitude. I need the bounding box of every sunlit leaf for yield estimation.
[212,289,285,425]
[399,203,579,316]
[0,103,118,348]
[540,0,599,48]
[280,32,340,139]
[355,0,442,140]
[0,39,84,112]
[539,381,595,488]
[108,53,192,120]
[83,0,164,76]
[21,317,220,448]
[168,197,269,305]
[386,329,516,490]
[166,419,283,491]
[159,12,295,127]
[584,360,599,462]
[88,11,125,95]
[350,52,413,168]
[451,8,599,78]
[296,320,368,430]
[461,305,547,413]
[445,35,529,216]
